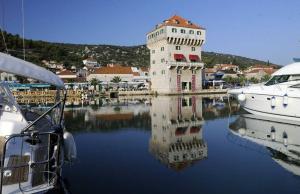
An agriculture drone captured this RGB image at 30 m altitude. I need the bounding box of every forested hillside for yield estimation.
[0,31,278,69]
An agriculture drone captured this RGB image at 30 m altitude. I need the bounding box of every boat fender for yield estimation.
[63,132,77,162]
[283,131,288,147]
[238,93,246,102]
[238,128,246,136]
[283,94,288,106]
[271,96,276,108]
[271,126,276,141]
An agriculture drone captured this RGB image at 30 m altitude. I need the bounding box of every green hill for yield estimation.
[0,31,279,69]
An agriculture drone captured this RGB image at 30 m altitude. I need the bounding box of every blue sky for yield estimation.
[1,0,300,65]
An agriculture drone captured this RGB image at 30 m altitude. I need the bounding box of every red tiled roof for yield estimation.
[205,68,216,73]
[217,64,238,68]
[91,66,133,75]
[84,57,97,62]
[57,70,76,76]
[140,67,149,72]
[132,72,140,76]
[247,69,277,75]
[158,15,204,30]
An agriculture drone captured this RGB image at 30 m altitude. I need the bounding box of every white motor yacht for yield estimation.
[228,62,300,121]
[0,52,76,193]
[229,114,300,176]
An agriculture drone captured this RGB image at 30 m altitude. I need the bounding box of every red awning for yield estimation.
[190,126,201,134]
[174,54,185,60]
[189,54,200,61]
[175,127,188,136]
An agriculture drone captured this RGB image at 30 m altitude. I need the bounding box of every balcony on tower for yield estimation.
[167,54,204,70]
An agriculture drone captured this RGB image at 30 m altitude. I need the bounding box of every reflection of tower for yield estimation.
[149,96,207,171]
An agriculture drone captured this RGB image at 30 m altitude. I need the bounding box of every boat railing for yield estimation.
[0,92,66,193]
[0,131,62,193]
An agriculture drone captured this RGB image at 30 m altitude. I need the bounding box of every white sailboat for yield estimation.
[0,52,76,193]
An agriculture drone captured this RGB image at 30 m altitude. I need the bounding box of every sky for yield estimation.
[1,0,300,65]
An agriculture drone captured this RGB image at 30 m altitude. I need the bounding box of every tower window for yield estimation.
[161,47,164,51]
[160,29,164,34]
[161,58,165,63]
[172,28,177,33]
[152,60,155,64]
[197,31,201,35]
[189,30,194,34]
[152,50,155,54]
[175,46,181,50]
[180,29,186,34]
[191,47,195,51]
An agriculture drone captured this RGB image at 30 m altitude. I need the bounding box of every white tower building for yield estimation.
[147,15,206,94]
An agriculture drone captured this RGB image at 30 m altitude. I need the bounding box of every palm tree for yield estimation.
[111,76,122,83]
[90,78,99,90]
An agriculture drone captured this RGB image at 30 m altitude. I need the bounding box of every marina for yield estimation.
[1,0,300,193]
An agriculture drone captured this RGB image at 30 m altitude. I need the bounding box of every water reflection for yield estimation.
[64,98,151,132]
[149,96,207,170]
[229,114,300,176]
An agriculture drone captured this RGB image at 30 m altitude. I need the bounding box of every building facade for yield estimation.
[87,64,135,83]
[147,15,206,94]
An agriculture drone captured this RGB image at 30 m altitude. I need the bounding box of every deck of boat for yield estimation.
[0,110,56,190]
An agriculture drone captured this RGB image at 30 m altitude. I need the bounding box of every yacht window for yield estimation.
[288,75,300,81]
[290,84,300,88]
[265,75,290,86]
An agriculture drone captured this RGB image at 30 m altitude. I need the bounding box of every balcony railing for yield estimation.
[166,61,204,69]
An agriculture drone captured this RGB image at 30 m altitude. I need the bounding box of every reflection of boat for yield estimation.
[229,114,300,176]
[149,96,207,171]
[0,53,76,193]
[228,62,300,121]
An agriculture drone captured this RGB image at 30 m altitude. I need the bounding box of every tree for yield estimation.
[261,74,271,82]
[238,76,247,86]
[249,77,259,84]
[90,78,99,90]
[111,76,122,83]
[223,76,235,84]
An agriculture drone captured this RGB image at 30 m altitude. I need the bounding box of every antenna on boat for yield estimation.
[0,0,8,53]
[21,0,26,60]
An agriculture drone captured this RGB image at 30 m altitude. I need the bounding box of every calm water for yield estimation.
[62,96,300,194]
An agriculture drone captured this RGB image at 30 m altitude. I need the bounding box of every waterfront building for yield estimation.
[245,68,276,80]
[87,64,149,83]
[149,96,207,170]
[146,15,206,94]
[245,64,276,73]
[214,64,239,72]
[131,67,150,83]
[87,64,135,83]
[42,60,65,72]
[0,71,17,81]
[204,68,217,81]
[57,69,77,82]
[83,57,99,68]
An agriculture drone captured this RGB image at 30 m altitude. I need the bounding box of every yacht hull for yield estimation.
[241,93,300,121]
